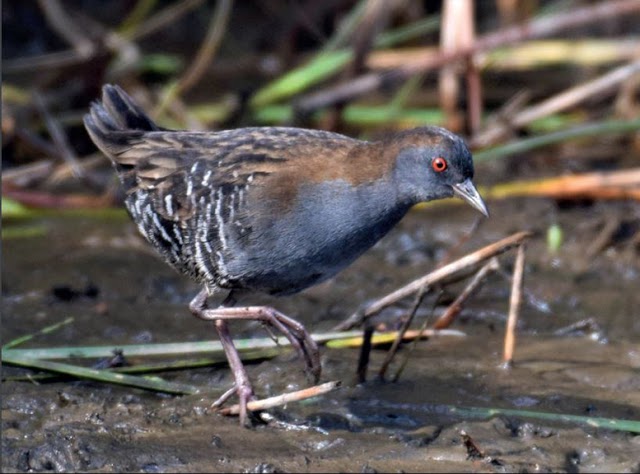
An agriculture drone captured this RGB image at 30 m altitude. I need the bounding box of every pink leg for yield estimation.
[214,319,255,426]
[189,288,321,425]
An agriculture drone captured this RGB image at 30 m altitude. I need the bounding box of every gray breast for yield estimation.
[224,178,410,295]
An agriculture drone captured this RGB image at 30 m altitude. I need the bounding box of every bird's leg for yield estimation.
[189,289,255,427]
[196,305,321,383]
[212,319,255,426]
[191,290,321,381]
[189,288,322,425]
[211,385,239,409]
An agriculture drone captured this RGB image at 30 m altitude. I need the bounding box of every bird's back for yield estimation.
[84,85,373,292]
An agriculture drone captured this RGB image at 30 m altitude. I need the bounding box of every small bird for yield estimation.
[84,84,488,426]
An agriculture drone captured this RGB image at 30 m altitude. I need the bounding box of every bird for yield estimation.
[84,84,488,426]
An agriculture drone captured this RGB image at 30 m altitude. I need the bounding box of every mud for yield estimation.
[2,198,640,472]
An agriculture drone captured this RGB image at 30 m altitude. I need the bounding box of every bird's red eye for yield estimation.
[432,157,447,172]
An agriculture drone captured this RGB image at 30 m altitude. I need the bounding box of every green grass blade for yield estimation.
[253,104,444,127]
[250,50,352,108]
[321,0,369,52]
[2,317,75,349]
[1,330,366,360]
[109,348,281,374]
[250,15,440,108]
[474,118,640,162]
[375,16,440,49]
[118,0,158,36]
[2,354,199,395]
[1,203,127,220]
[2,224,49,240]
[449,405,640,434]
[2,197,34,219]
[3,340,227,360]
[2,349,282,383]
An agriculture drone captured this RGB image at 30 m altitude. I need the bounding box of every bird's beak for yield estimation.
[452,179,489,217]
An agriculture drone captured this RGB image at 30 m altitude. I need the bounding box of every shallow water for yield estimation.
[2,198,639,472]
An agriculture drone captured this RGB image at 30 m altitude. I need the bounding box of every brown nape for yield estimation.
[334,130,451,187]
[254,133,448,210]
[257,140,394,210]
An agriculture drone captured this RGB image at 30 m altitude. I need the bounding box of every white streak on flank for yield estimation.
[186,177,193,197]
[236,187,244,206]
[195,241,213,283]
[190,162,199,174]
[136,221,149,240]
[151,212,173,244]
[228,192,236,223]
[134,202,152,241]
[164,194,173,216]
[205,201,213,224]
[195,216,215,283]
[202,169,212,185]
[215,188,228,249]
[173,225,183,245]
[216,251,226,272]
[133,196,143,218]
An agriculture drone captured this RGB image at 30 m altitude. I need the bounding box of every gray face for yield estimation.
[391,129,487,216]
[394,138,471,199]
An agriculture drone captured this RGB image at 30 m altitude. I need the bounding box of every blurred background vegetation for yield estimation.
[2,0,639,220]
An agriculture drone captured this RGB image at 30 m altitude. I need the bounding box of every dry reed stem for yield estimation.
[218,381,341,416]
[503,243,525,363]
[296,0,640,114]
[474,60,640,146]
[336,231,532,331]
[37,0,94,57]
[485,168,640,201]
[176,0,234,94]
[377,286,428,380]
[433,257,500,329]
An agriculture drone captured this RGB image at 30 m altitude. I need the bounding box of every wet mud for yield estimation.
[3,198,640,472]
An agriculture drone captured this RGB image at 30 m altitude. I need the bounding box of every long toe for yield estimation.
[238,380,259,427]
[305,337,322,383]
[263,307,321,382]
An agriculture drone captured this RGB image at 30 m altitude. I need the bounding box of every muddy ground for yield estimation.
[2,197,640,472]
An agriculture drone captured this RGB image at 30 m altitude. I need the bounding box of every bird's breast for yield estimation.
[224,179,410,294]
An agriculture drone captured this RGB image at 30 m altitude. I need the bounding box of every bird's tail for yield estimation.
[84,84,161,171]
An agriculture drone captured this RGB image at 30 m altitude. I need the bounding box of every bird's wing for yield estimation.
[113,127,358,222]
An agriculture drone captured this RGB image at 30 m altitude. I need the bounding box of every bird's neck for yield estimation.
[293,177,412,251]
